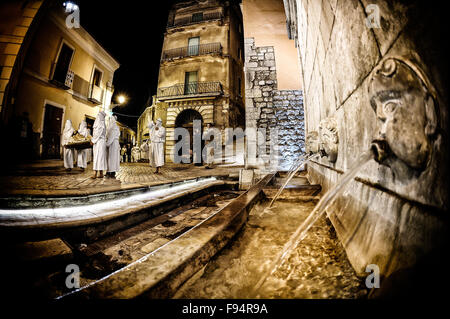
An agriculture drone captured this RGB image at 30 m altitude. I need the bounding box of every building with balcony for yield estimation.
[155,0,245,163]
[5,4,120,159]
[117,121,136,147]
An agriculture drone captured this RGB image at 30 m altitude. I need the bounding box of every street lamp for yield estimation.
[109,95,127,109]
[104,95,127,118]
[117,95,126,105]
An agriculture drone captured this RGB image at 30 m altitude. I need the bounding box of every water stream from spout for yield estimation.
[252,150,374,296]
[269,153,319,208]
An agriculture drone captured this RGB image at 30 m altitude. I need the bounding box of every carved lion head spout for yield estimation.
[305,131,320,155]
[319,117,338,163]
[369,57,438,178]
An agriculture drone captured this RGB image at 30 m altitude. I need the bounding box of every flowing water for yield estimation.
[174,151,373,299]
[174,201,368,299]
[252,150,374,296]
[269,153,319,208]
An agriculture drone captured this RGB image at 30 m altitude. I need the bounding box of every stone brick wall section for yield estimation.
[284,0,449,285]
[272,91,305,169]
[244,38,305,170]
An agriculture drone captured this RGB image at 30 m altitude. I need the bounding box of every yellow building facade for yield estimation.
[9,5,120,159]
[0,0,46,117]
[156,0,245,163]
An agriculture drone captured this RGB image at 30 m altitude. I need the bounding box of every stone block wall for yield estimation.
[285,0,449,287]
[272,91,305,169]
[245,38,305,170]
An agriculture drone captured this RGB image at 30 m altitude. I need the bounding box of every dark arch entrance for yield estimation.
[175,109,204,164]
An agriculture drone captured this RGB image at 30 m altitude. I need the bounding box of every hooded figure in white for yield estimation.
[150,118,165,173]
[77,120,90,170]
[106,115,121,176]
[147,120,154,164]
[91,110,107,178]
[62,119,75,170]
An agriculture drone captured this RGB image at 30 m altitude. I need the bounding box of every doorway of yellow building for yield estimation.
[42,104,64,159]
[175,109,203,164]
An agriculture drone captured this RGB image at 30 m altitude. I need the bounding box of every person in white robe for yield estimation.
[150,118,165,174]
[140,140,149,161]
[147,120,155,166]
[62,120,75,171]
[131,144,140,162]
[120,145,126,163]
[91,110,107,178]
[77,120,90,171]
[106,115,121,178]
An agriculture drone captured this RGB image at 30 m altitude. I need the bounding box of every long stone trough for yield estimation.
[58,173,276,299]
[0,176,237,243]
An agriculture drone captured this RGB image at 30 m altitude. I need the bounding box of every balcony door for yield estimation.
[89,68,103,103]
[53,43,74,84]
[42,104,64,159]
[187,37,200,56]
[184,71,198,95]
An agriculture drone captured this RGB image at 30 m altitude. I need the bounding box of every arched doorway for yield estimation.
[175,109,203,164]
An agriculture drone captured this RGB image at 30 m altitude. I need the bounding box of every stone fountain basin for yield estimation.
[59,174,275,299]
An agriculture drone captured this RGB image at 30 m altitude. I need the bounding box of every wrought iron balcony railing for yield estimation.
[162,42,222,61]
[167,11,223,28]
[157,81,223,99]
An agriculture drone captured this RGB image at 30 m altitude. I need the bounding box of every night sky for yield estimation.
[75,0,178,130]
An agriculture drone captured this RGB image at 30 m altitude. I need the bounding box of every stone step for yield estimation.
[262,183,321,199]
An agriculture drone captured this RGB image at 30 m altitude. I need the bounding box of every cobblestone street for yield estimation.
[0,160,242,197]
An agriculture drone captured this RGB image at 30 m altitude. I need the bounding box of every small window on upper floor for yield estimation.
[92,68,102,87]
[53,42,74,84]
[192,12,203,22]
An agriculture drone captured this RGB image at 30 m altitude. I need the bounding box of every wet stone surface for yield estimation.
[0,161,241,197]
[175,200,369,299]
[3,190,242,299]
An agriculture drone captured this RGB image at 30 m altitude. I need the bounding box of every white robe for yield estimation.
[150,124,165,167]
[86,128,92,163]
[131,146,140,162]
[92,112,107,171]
[106,118,121,173]
[62,120,74,169]
[140,142,149,160]
[77,121,89,169]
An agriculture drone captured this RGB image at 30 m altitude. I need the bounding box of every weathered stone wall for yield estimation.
[285,0,449,289]
[245,38,305,170]
[272,91,305,169]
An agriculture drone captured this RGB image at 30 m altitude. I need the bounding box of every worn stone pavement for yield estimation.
[0,160,242,197]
